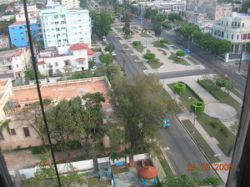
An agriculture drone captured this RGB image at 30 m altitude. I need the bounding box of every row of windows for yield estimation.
[221,21,245,28]
[0,127,30,140]
[214,30,250,40]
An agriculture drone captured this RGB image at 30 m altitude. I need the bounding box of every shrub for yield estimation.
[200,177,221,187]
[216,78,228,87]
[31,146,47,154]
[176,50,186,57]
[190,101,205,113]
[209,121,219,129]
[144,52,155,60]
[174,82,186,93]
[132,41,142,47]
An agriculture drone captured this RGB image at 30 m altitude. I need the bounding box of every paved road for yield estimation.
[132,17,246,95]
[161,31,246,94]
[159,117,217,178]
[158,69,211,79]
[107,29,218,179]
[106,33,143,79]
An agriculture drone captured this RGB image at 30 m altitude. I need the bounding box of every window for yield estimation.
[16,64,19,68]
[10,129,16,135]
[231,34,234,40]
[65,60,70,66]
[242,23,245,28]
[23,127,30,137]
[0,132,4,140]
[237,35,239,40]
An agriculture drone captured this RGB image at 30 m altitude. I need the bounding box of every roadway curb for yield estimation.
[159,145,177,175]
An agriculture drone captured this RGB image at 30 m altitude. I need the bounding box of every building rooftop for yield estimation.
[0,35,8,39]
[10,77,111,111]
[9,21,26,26]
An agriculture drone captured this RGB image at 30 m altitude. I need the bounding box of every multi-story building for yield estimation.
[212,12,250,62]
[37,43,94,76]
[61,0,80,9]
[138,0,186,14]
[40,6,92,48]
[8,21,43,48]
[0,48,31,79]
[0,0,19,5]
[15,5,40,22]
[208,3,232,21]
[0,35,10,50]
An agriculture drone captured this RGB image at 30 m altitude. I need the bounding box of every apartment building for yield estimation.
[8,21,43,48]
[15,5,40,22]
[40,6,92,48]
[138,0,186,14]
[212,12,250,62]
[0,48,30,79]
[61,0,80,9]
[0,35,10,50]
[37,43,94,76]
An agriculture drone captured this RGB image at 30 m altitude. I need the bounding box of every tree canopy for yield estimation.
[90,11,112,39]
[110,75,178,153]
[100,53,113,66]
[176,23,232,55]
[24,68,44,80]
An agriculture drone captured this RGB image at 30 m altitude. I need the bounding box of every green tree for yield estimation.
[144,8,158,20]
[151,14,165,38]
[199,177,221,187]
[104,44,115,53]
[110,75,173,153]
[0,19,15,35]
[122,11,133,38]
[90,11,112,39]
[24,153,85,187]
[168,13,182,22]
[24,68,44,80]
[100,53,113,66]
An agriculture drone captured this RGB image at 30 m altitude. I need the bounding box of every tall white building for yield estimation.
[40,6,91,48]
[61,0,80,9]
[212,12,250,62]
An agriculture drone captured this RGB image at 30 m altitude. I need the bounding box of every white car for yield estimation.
[112,52,116,57]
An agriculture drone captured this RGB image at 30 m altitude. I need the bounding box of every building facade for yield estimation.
[212,12,250,62]
[138,0,186,14]
[15,5,40,22]
[0,48,31,79]
[0,35,10,50]
[209,3,232,21]
[61,0,80,9]
[8,21,43,48]
[40,6,92,48]
[37,43,94,76]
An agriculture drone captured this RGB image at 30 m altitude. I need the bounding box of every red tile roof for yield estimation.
[69,43,89,51]
[12,50,22,57]
[37,61,46,65]
[9,21,26,27]
[139,166,157,179]
[87,49,94,56]
[0,35,8,39]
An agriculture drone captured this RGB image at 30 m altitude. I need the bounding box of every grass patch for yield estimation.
[87,177,111,187]
[198,79,241,115]
[153,146,173,178]
[187,56,199,65]
[152,41,168,49]
[132,41,145,52]
[168,53,190,66]
[196,113,236,156]
[182,120,220,163]
[169,83,202,110]
[148,60,162,69]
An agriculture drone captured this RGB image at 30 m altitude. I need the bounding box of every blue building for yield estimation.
[8,21,42,48]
